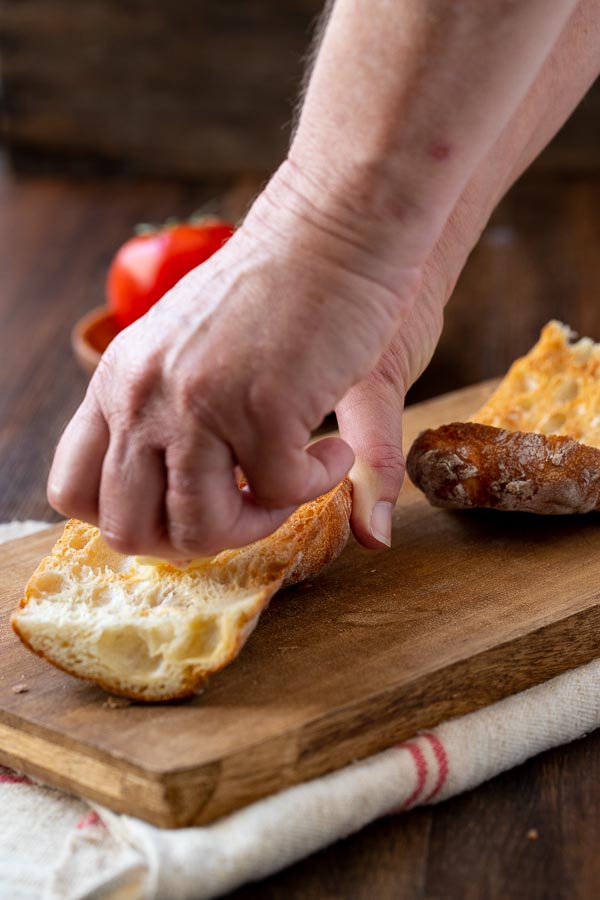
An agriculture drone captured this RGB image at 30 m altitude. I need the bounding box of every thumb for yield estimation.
[336,375,406,549]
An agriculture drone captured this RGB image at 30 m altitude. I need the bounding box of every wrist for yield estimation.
[233,160,430,348]
[245,157,433,290]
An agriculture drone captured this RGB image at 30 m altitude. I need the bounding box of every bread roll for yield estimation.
[407,321,600,513]
[407,422,600,513]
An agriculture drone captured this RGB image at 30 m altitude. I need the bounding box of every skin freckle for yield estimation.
[429,142,452,161]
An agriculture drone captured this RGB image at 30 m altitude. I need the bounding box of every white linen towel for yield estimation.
[0,522,598,900]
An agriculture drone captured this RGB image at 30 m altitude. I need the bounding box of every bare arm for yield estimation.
[275,0,579,266]
[49,1,599,557]
[336,1,600,546]
[433,0,600,298]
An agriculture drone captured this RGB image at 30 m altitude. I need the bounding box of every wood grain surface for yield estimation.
[2,164,600,894]
[0,0,323,176]
[4,379,600,827]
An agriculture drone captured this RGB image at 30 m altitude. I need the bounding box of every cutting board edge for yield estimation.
[183,599,600,825]
[2,598,599,828]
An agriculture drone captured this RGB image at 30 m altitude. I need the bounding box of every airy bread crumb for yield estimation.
[12,479,352,701]
[472,320,600,446]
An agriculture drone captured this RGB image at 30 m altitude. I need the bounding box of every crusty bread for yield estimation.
[470,320,600,445]
[407,322,600,513]
[407,422,600,513]
[12,479,352,701]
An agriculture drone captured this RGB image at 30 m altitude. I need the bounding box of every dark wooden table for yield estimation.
[1,160,600,899]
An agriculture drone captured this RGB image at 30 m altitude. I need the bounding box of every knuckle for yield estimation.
[176,368,211,414]
[168,469,202,498]
[96,347,161,429]
[362,440,406,476]
[177,373,203,416]
[117,380,156,428]
[47,481,79,516]
[245,372,277,423]
[174,372,225,436]
[47,475,98,520]
[167,458,222,497]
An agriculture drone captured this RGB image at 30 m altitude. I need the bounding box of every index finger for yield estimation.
[47,388,109,524]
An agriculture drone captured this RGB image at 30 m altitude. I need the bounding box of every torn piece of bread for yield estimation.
[407,321,600,513]
[12,479,352,701]
[470,320,600,445]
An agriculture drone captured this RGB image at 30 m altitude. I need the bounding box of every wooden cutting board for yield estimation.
[2,379,600,829]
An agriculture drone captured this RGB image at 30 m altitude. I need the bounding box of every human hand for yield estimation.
[336,254,445,549]
[48,0,596,558]
[48,167,434,558]
[337,0,600,549]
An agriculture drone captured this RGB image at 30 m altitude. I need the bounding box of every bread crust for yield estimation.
[12,479,352,702]
[407,422,600,514]
[283,478,352,585]
[11,581,277,702]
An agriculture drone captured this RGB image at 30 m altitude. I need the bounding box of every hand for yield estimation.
[47,0,597,558]
[336,251,446,548]
[48,167,433,558]
[336,0,600,549]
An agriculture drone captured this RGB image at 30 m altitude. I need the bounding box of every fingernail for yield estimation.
[370,501,393,547]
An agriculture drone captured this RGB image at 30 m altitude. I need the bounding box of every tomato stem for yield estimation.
[134,223,158,236]
[133,212,223,237]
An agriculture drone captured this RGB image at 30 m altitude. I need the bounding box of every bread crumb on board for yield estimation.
[102,695,132,710]
[11,683,30,694]
[527,828,539,841]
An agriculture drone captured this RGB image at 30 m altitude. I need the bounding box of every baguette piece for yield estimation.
[407,322,600,513]
[12,479,352,701]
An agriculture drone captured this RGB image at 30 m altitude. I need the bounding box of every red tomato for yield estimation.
[107,219,235,330]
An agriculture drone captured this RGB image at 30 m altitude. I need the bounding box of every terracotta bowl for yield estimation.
[71,306,120,375]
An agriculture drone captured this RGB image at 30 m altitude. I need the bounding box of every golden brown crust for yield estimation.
[471,321,600,447]
[283,477,352,585]
[407,422,600,514]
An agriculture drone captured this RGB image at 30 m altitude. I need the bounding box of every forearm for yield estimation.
[431,0,600,300]
[281,0,579,266]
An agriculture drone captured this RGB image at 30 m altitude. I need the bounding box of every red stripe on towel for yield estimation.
[400,742,428,810]
[77,810,105,829]
[422,732,449,802]
[0,770,32,785]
